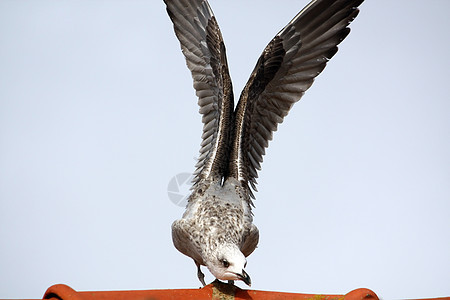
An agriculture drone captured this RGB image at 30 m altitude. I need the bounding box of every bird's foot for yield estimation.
[196,262,206,286]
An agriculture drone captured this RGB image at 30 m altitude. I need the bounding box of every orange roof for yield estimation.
[42,281,377,300]
[35,281,448,300]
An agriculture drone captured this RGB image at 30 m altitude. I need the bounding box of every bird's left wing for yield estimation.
[164,0,234,186]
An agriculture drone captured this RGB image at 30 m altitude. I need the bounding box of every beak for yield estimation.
[237,269,251,286]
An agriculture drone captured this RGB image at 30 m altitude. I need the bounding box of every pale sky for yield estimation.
[1,1,449,299]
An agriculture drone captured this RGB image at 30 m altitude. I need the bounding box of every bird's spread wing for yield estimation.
[229,0,363,196]
[165,0,234,186]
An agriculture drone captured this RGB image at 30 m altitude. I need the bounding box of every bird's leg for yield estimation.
[195,261,206,286]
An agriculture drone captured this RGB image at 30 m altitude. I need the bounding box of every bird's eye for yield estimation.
[222,259,229,268]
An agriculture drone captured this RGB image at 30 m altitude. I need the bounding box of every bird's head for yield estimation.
[206,244,251,286]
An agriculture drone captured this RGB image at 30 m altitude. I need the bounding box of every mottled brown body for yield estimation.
[172,178,259,267]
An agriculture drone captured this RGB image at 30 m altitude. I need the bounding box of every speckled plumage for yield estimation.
[172,178,258,263]
[164,0,364,286]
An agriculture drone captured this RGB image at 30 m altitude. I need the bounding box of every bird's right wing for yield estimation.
[164,0,234,186]
[229,0,364,197]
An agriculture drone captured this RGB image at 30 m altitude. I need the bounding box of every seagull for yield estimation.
[164,0,363,286]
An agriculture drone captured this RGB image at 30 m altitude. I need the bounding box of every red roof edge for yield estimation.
[39,281,448,300]
[42,281,376,300]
